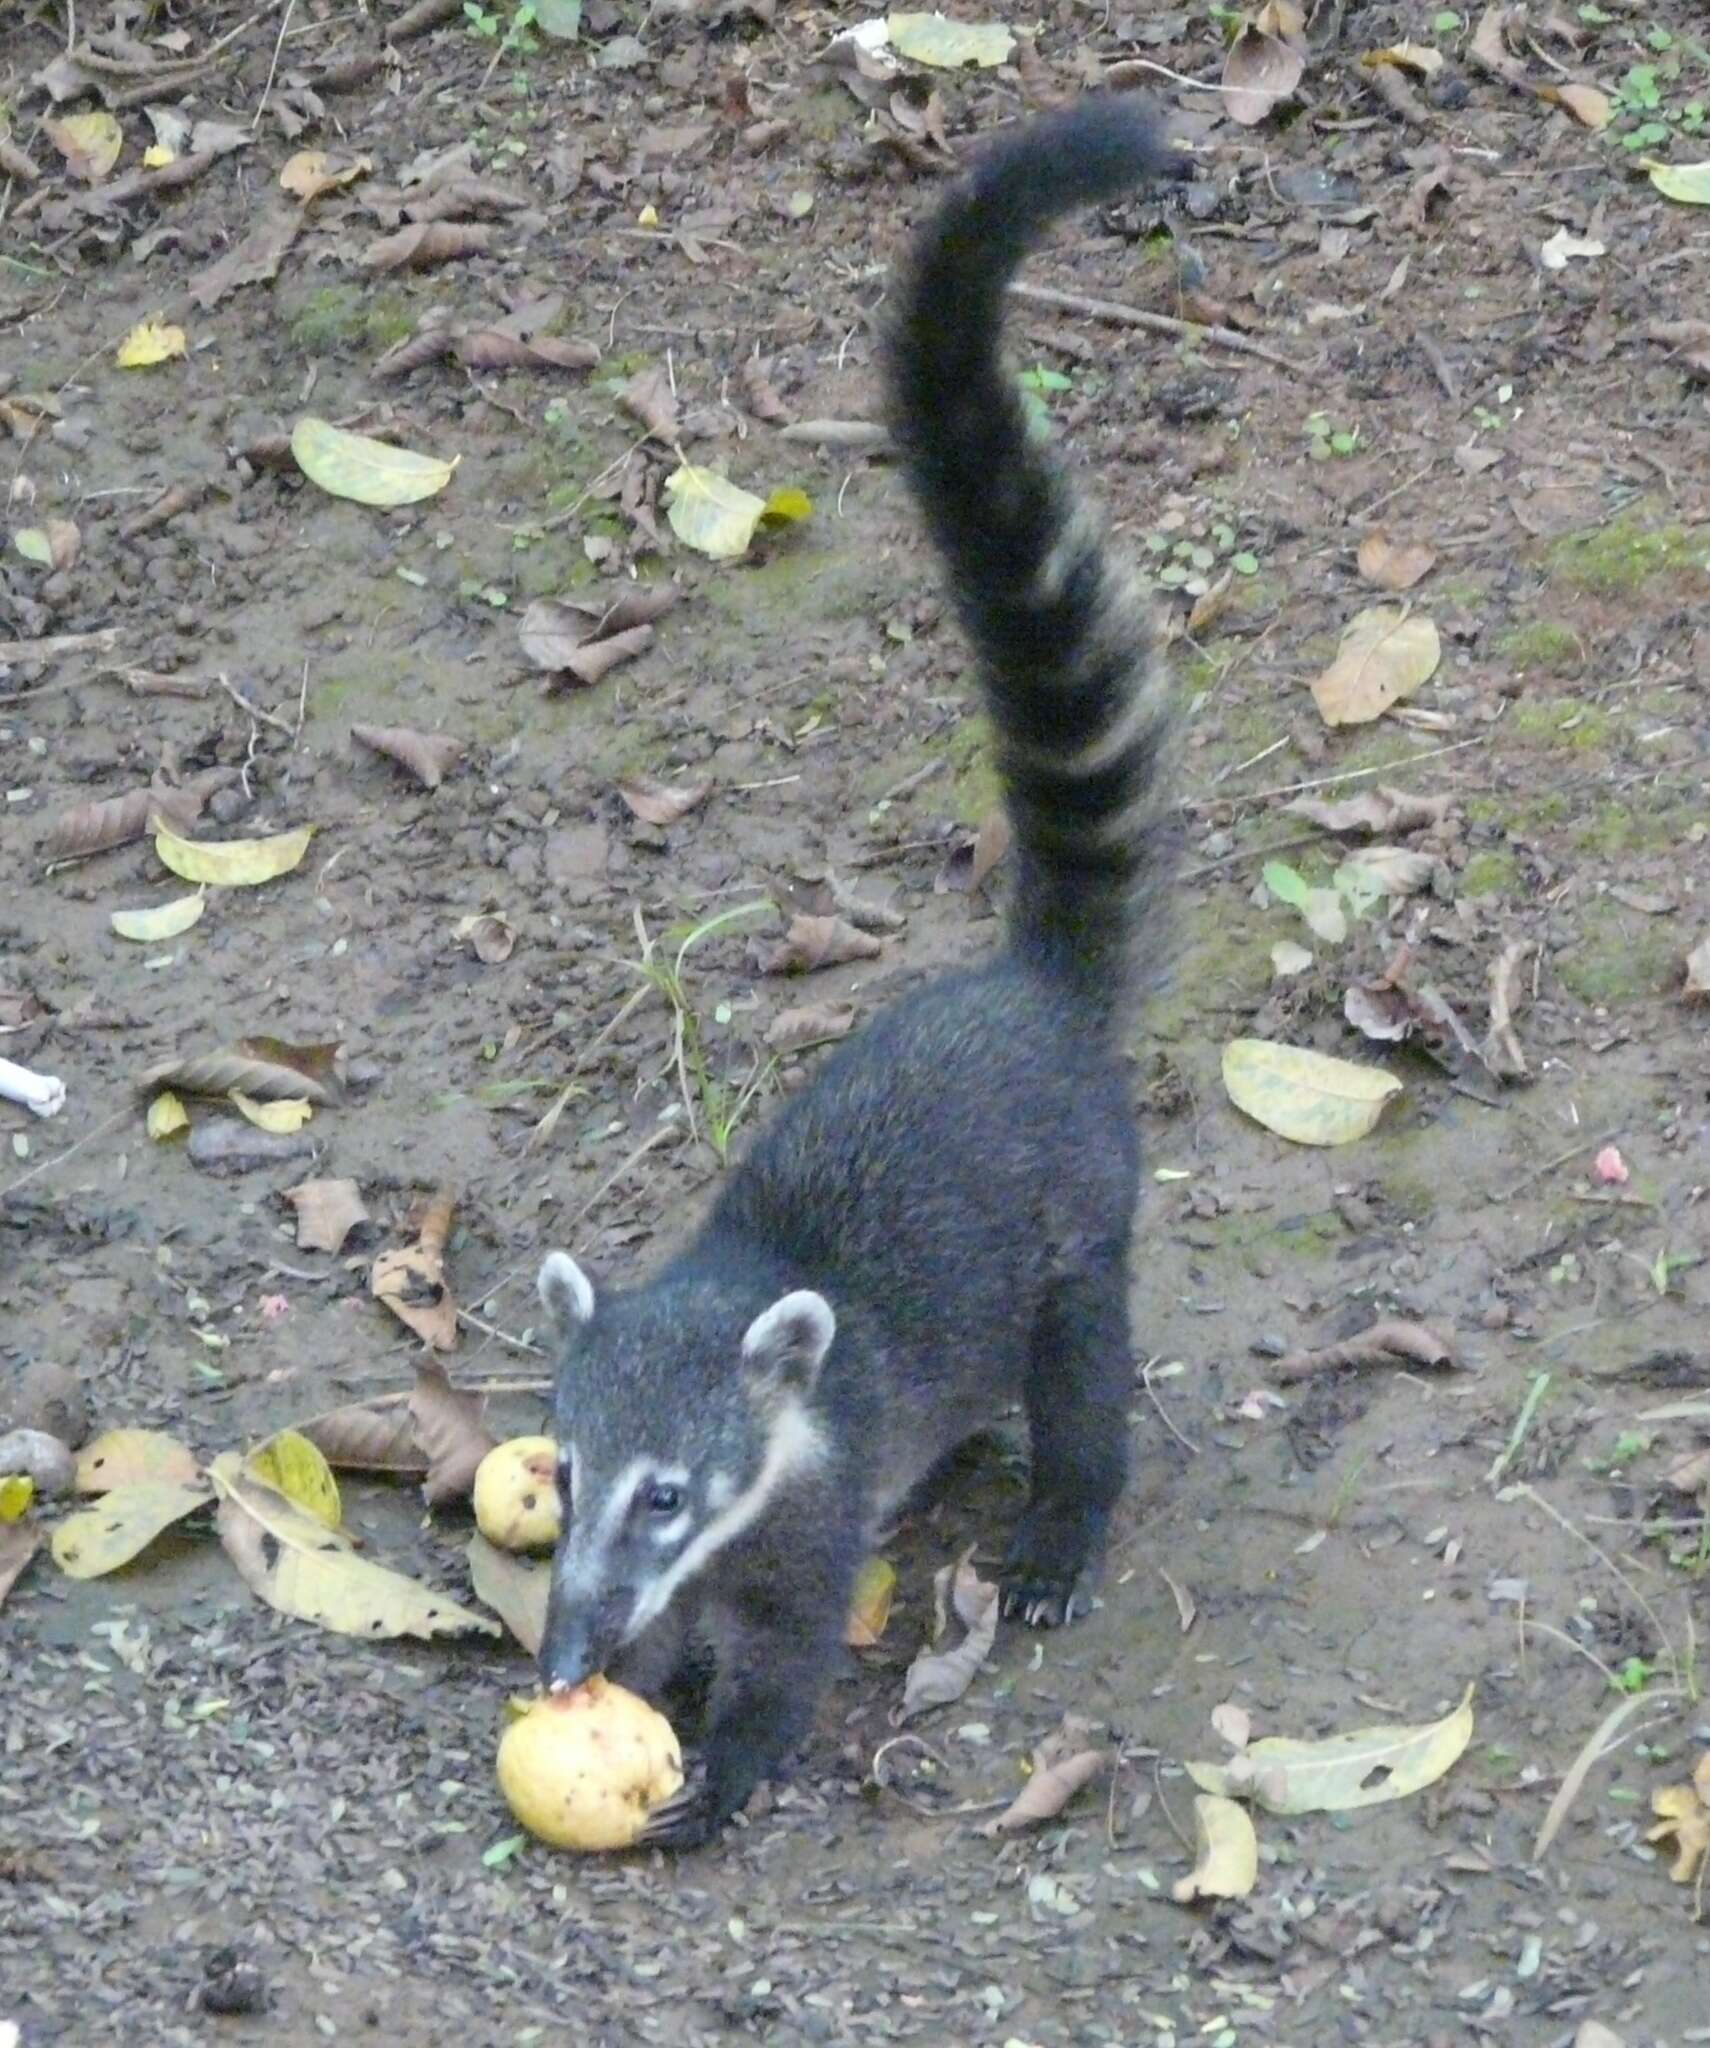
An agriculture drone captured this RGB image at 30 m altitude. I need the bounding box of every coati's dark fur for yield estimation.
[536,98,1183,1850]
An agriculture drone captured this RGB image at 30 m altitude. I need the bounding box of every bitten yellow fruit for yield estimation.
[472,1435,561,1550]
[497,1679,684,1851]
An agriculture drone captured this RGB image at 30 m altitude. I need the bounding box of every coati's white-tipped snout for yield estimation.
[538,1250,596,1332]
[741,1289,836,1393]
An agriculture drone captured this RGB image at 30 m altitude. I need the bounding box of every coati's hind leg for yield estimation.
[1002,1253,1132,1626]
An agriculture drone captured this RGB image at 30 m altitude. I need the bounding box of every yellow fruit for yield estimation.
[472,1435,561,1550]
[497,1679,684,1851]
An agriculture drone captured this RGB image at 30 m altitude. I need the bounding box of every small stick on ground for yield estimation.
[1008,281,1308,373]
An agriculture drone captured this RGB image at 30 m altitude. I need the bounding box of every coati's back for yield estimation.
[536,99,1183,1849]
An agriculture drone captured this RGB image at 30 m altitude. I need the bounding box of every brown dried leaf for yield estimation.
[897,1554,999,1721]
[373,1189,459,1352]
[284,1176,370,1253]
[1536,81,1612,129]
[766,1003,856,1054]
[936,809,1013,895]
[1340,845,1440,898]
[557,624,654,690]
[42,775,218,860]
[568,586,681,636]
[190,206,304,309]
[619,366,680,442]
[0,1523,40,1611]
[1285,786,1451,836]
[1223,23,1306,126]
[466,1531,548,1652]
[1312,608,1440,727]
[1683,936,1710,1001]
[753,915,884,976]
[279,149,373,199]
[453,329,600,372]
[405,177,527,222]
[454,912,515,964]
[616,775,711,827]
[1356,531,1438,592]
[363,220,493,272]
[351,722,463,789]
[1665,1446,1710,1493]
[1275,1318,1456,1380]
[296,1400,428,1477]
[980,1724,1108,1836]
[1484,938,1532,1080]
[142,1044,340,1106]
[238,1036,345,1096]
[1470,3,1532,89]
[407,1358,495,1504]
[372,328,458,378]
[739,356,792,424]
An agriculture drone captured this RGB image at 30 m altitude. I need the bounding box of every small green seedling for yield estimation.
[1017,364,1073,440]
[1304,411,1360,459]
[1612,1655,1654,1695]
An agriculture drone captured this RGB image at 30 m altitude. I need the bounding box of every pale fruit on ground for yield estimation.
[497,1678,684,1851]
[472,1435,560,1550]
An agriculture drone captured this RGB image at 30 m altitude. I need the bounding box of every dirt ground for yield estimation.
[4,0,1710,2042]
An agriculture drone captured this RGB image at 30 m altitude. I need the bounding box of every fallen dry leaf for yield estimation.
[1484,938,1533,1079]
[0,1522,39,1610]
[1536,81,1612,130]
[351,723,463,789]
[1172,1794,1259,1902]
[373,1189,458,1351]
[753,914,883,976]
[739,355,791,424]
[517,598,656,688]
[1356,531,1437,592]
[143,1045,339,1107]
[210,1453,497,1640]
[766,1003,857,1054]
[189,207,304,309]
[467,1530,548,1652]
[1647,1776,1710,1884]
[454,912,516,965]
[1273,1318,1456,1380]
[1223,6,1306,126]
[619,365,680,441]
[42,773,226,861]
[1222,1038,1402,1147]
[364,220,493,272]
[278,148,372,199]
[1189,1684,1475,1814]
[1470,3,1532,90]
[1286,786,1451,837]
[845,1555,897,1648]
[1665,1446,1710,1493]
[454,329,599,373]
[616,775,711,827]
[407,1357,496,1505]
[1339,845,1439,899]
[1212,1701,1253,1751]
[75,1428,200,1493]
[284,1176,370,1253]
[295,1400,428,1478]
[46,111,123,182]
[1311,607,1441,727]
[935,808,1012,895]
[51,1480,213,1577]
[1683,936,1710,1000]
[897,1553,999,1722]
[980,1717,1107,1835]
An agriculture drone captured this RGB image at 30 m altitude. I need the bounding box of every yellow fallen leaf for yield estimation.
[246,1428,341,1531]
[117,319,188,368]
[664,464,768,559]
[47,111,123,182]
[208,1452,499,1640]
[110,890,206,942]
[51,1480,213,1577]
[278,149,372,199]
[637,202,659,226]
[761,484,814,528]
[1647,1780,1710,1883]
[1536,81,1611,130]
[291,416,456,507]
[1310,606,1440,726]
[146,1090,190,1140]
[0,1474,34,1522]
[143,142,176,168]
[154,819,313,887]
[1362,41,1444,78]
[230,1090,314,1134]
[1172,1793,1259,1902]
[846,1556,897,1646]
[76,1427,201,1492]
[1644,158,1710,206]
[887,11,1015,68]
[1188,1683,1475,1814]
[1222,1038,1402,1147]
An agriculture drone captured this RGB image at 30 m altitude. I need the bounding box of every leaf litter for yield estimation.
[897,1551,999,1722]
[406,1356,497,1503]
[371,1188,459,1352]
[1188,1684,1475,1814]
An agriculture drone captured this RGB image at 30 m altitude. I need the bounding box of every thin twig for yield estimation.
[1193,735,1490,811]
[252,0,298,130]
[1491,1128,1619,1204]
[218,671,297,737]
[1009,281,1307,373]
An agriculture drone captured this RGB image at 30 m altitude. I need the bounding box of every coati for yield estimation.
[535,97,1183,1850]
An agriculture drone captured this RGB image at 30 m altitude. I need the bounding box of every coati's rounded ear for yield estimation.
[538,1250,596,1336]
[741,1290,835,1395]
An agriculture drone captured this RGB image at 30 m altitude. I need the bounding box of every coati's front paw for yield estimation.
[638,1758,724,1853]
[1001,1511,1101,1627]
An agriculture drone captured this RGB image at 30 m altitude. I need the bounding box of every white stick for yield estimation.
[0,1057,66,1118]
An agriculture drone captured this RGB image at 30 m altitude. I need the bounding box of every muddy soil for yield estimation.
[3,2,1709,2043]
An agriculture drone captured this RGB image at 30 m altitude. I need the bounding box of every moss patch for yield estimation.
[1555,903,1678,1004]
[284,285,415,356]
[1503,698,1614,751]
[1544,506,1708,595]
[1460,850,1518,897]
[1495,620,1583,674]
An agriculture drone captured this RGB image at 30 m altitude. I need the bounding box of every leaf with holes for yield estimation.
[51,1481,213,1577]
[75,1429,200,1494]
[209,1453,498,1640]
[1187,1683,1475,1813]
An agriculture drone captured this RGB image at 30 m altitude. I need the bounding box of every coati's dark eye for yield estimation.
[645,1481,683,1516]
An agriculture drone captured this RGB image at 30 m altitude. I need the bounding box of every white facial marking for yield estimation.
[538,1249,595,1326]
[627,1400,827,1635]
[705,1470,736,1513]
[650,1512,692,1547]
[742,1290,836,1381]
[555,1454,649,1602]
